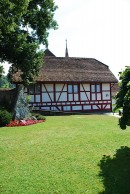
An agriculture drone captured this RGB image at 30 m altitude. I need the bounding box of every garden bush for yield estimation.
[0,109,12,127]
[0,98,13,112]
[127,119,130,126]
[33,113,46,121]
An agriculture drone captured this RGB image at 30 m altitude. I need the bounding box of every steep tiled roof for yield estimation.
[12,50,118,83]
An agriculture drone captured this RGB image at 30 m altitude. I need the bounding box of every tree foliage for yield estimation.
[114,66,130,129]
[0,0,58,84]
[0,75,13,88]
[0,65,4,77]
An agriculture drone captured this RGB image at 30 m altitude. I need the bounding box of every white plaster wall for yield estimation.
[42,93,50,102]
[51,106,61,111]
[102,92,110,100]
[102,83,110,90]
[80,84,90,91]
[63,106,71,111]
[35,95,40,102]
[80,92,90,101]
[97,93,101,100]
[112,98,116,110]
[49,93,54,101]
[72,106,82,111]
[92,93,96,100]
[42,93,54,102]
[92,105,99,110]
[103,104,111,109]
[42,85,46,92]
[55,84,67,91]
[68,94,73,101]
[98,105,101,109]
[56,92,60,101]
[41,106,50,110]
[74,94,79,101]
[58,93,67,101]
[46,84,53,91]
[42,84,53,92]
[83,105,91,110]
[80,92,86,100]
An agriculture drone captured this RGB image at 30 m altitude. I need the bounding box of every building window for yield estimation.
[68,84,78,94]
[91,84,101,93]
[28,84,34,94]
[68,85,73,93]
[96,84,100,92]
[74,85,78,93]
[28,84,40,94]
[91,85,95,92]
[35,84,40,94]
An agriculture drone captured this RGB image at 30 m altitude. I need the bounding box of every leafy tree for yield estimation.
[0,75,13,88]
[0,65,4,77]
[0,0,58,85]
[114,66,130,129]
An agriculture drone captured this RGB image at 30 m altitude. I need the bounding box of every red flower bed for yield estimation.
[6,119,45,127]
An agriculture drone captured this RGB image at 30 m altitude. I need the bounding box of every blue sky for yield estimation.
[3,0,130,79]
[44,0,130,79]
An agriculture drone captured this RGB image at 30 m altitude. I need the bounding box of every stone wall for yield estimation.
[0,86,31,120]
[0,88,17,111]
[13,85,31,120]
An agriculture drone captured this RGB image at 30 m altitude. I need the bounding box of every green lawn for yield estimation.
[0,114,130,194]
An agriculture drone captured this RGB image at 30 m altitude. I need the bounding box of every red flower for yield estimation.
[6,119,45,127]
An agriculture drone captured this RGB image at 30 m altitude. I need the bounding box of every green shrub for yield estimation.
[0,98,13,112]
[33,114,46,121]
[127,119,130,126]
[0,109,12,127]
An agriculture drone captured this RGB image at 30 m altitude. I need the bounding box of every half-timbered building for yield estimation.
[13,48,118,112]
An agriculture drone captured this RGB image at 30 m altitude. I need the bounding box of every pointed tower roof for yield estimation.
[65,39,69,57]
[44,48,56,57]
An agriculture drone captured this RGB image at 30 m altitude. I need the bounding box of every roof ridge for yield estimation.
[45,56,108,68]
[44,49,56,57]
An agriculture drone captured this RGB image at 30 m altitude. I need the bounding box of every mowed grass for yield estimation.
[0,115,130,194]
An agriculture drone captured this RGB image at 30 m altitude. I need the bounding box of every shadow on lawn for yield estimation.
[98,146,130,194]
